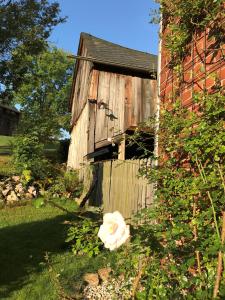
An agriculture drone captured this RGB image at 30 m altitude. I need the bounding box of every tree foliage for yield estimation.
[0,0,65,103]
[12,133,51,179]
[13,47,74,141]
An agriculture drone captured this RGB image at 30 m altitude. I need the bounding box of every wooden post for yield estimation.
[118,134,126,160]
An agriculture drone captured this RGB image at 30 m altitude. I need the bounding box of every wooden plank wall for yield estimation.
[93,71,157,148]
[71,46,93,125]
[69,66,157,168]
[67,103,89,169]
[79,159,154,219]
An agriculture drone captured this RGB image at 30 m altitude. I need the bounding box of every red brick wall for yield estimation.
[160,21,225,109]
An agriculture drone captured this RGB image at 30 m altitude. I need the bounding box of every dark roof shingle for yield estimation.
[81,33,157,73]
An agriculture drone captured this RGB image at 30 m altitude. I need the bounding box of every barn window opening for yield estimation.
[86,131,154,162]
[87,144,118,162]
[125,130,154,160]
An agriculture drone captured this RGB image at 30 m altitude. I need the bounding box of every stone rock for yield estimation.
[25,193,33,199]
[6,191,19,203]
[28,186,37,197]
[118,274,125,281]
[15,183,24,194]
[2,188,11,197]
[83,273,99,286]
[98,268,111,282]
[5,183,13,190]
[12,176,20,182]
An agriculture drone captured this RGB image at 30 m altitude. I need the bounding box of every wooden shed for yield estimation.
[67,33,157,169]
[0,104,20,136]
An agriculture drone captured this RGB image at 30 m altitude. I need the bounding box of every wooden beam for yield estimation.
[118,134,126,160]
[86,147,110,160]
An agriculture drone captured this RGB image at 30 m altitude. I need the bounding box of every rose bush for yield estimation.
[98,211,130,251]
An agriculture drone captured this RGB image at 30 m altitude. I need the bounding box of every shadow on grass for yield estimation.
[0,213,75,299]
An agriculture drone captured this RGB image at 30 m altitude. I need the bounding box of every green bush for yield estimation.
[66,216,103,257]
[63,169,83,197]
[115,89,225,299]
[46,168,83,200]
[12,134,53,180]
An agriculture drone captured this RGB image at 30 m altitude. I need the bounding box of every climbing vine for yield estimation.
[116,85,224,299]
[113,1,225,299]
[156,0,225,67]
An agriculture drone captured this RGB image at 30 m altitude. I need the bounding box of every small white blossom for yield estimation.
[98,211,130,251]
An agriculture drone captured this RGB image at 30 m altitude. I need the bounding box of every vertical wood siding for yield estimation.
[69,64,157,167]
[79,159,154,219]
[67,103,89,169]
[71,46,93,125]
[92,71,157,148]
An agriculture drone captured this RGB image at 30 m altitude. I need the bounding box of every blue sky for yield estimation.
[49,0,159,56]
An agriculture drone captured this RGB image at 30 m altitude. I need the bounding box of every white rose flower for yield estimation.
[98,211,130,251]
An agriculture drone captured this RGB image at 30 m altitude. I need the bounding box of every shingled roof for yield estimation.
[80,32,157,73]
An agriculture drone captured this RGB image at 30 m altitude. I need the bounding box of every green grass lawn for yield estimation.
[0,201,113,300]
[0,135,14,147]
[0,135,13,154]
[0,136,15,176]
[0,155,15,177]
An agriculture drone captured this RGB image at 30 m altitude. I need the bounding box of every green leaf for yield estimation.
[33,197,45,209]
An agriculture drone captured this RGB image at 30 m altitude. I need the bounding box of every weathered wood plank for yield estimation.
[67,103,89,169]
[91,159,154,219]
[113,74,120,136]
[102,160,112,210]
[102,72,110,141]
[131,77,137,126]
[124,76,132,130]
[107,73,116,139]
[71,46,93,124]
[95,72,110,143]
[77,159,153,219]
[118,134,126,160]
[119,75,125,133]
[88,70,99,154]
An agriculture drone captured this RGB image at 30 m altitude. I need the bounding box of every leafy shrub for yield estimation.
[64,170,83,197]
[12,134,53,179]
[47,169,83,199]
[66,216,103,257]
[114,89,225,299]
